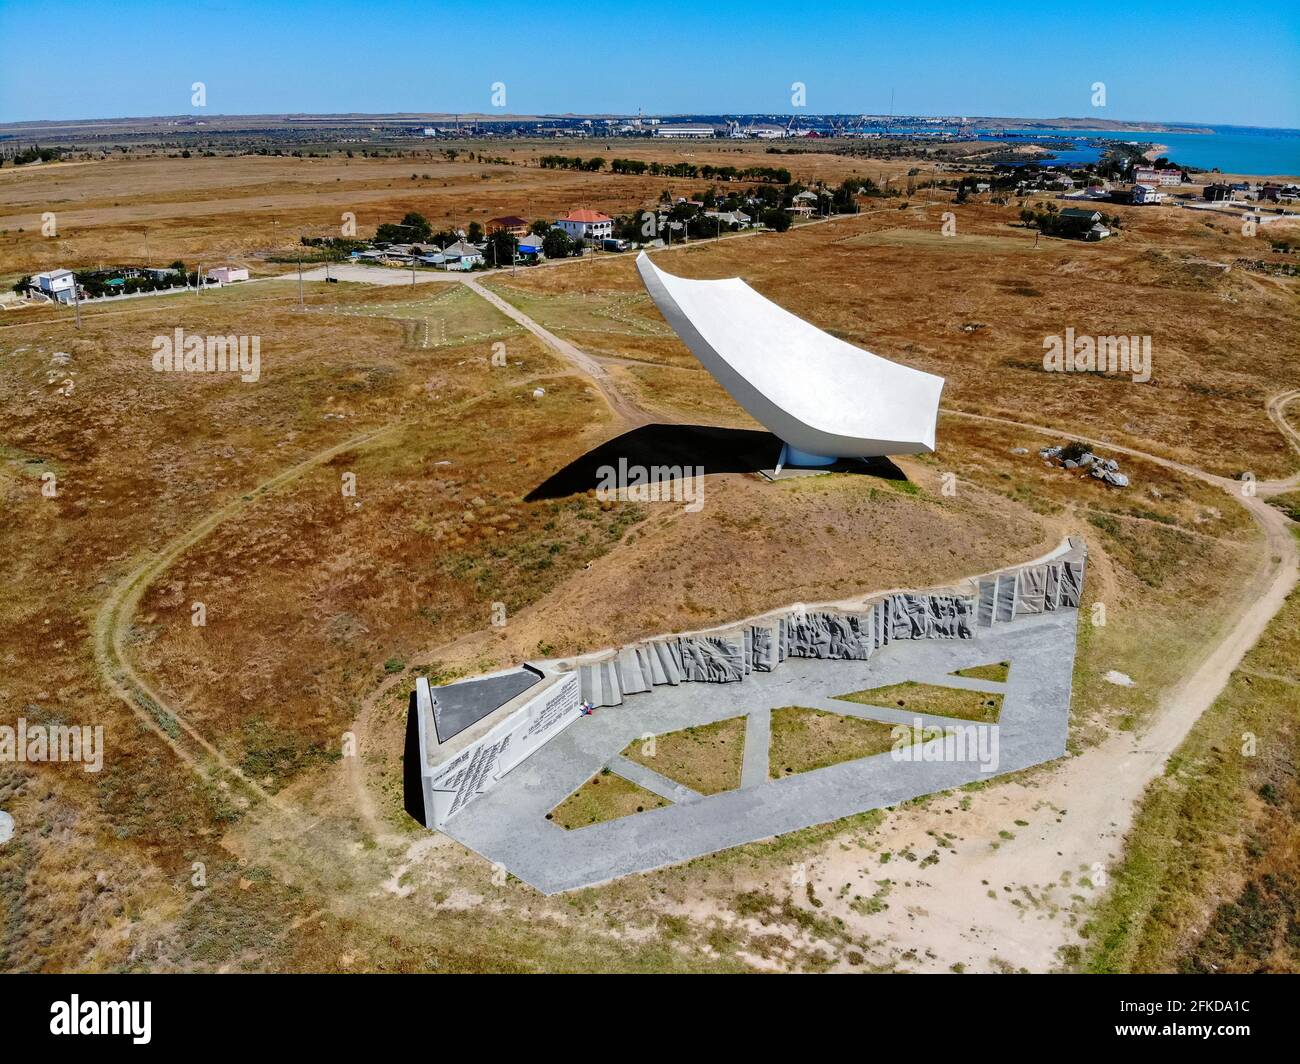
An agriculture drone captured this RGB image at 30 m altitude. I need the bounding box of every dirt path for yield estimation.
[462,275,652,426]
[1264,388,1300,486]
[92,423,402,811]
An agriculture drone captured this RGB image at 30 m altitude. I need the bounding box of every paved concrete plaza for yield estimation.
[444,609,1079,893]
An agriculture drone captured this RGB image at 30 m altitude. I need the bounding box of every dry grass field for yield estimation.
[1,143,1297,973]
[0,142,922,281]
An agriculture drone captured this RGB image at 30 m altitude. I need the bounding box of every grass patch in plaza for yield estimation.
[769,706,907,779]
[950,660,1011,683]
[548,769,669,830]
[836,681,1003,723]
[621,716,747,795]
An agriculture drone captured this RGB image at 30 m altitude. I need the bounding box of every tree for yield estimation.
[761,208,792,232]
[542,229,573,258]
[529,219,550,236]
[486,230,518,266]
[830,178,861,214]
[466,221,484,244]
[375,211,432,244]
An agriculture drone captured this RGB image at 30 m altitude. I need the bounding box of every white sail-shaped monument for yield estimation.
[637,252,945,465]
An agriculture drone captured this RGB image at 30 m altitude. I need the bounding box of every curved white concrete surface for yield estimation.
[637,253,945,458]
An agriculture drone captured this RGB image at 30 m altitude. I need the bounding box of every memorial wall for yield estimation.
[413,537,1086,829]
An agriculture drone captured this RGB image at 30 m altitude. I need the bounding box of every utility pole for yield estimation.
[72,273,81,329]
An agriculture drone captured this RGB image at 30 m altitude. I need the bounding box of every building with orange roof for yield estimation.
[554,208,613,242]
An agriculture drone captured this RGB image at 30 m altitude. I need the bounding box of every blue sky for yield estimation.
[3,0,1297,127]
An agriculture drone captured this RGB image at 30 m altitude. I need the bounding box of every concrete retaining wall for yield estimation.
[415,536,1087,826]
[563,537,1086,708]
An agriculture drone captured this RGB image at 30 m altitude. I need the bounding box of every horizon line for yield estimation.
[2,110,1296,133]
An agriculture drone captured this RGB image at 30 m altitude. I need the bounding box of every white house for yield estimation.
[1129,183,1163,205]
[554,209,613,242]
[436,240,485,270]
[31,269,77,304]
[207,266,249,284]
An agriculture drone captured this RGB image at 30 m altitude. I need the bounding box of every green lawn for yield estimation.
[836,681,1003,723]
[769,706,911,778]
[547,769,668,830]
[951,661,1010,683]
[621,716,747,795]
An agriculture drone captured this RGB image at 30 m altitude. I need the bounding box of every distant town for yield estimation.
[13,136,1297,310]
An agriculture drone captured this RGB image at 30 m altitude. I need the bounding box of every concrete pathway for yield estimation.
[607,755,702,804]
[740,710,771,788]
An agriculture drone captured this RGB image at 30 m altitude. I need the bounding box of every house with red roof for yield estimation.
[554,208,613,242]
[486,215,529,237]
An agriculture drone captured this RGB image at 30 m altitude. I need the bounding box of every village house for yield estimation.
[207,266,249,284]
[486,215,529,237]
[705,209,751,228]
[30,268,77,304]
[1203,183,1241,202]
[555,209,613,242]
[1129,183,1163,205]
[1057,207,1111,240]
[435,239,485,270]
[516,232,545,259]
